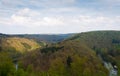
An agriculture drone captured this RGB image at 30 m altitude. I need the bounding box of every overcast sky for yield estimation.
[0,0,120,34]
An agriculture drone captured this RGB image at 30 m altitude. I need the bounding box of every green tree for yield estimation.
[0,52,15,76]
[48,58,67,76]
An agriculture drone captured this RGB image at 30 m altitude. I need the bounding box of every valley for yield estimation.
[0,31,120,76]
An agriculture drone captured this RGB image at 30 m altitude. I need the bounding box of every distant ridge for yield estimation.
[0,33,9,37]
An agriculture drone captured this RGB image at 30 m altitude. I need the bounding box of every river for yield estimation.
[104,62,118,76]
[98,55,118,76]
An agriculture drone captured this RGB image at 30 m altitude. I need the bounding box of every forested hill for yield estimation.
[12,34,74,43]
[0,31,120,76]
[0,33,74,43]
[67,31,120,75]
[0,33,74,53]
[19,38,108,76]
[0,37,40,53]
[0,33,9,37]
[68,31,120,49]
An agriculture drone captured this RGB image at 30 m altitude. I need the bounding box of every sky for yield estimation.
[0,0,120,34]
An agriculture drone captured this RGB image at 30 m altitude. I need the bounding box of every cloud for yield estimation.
[0,8,64,27]
[0,0,120,34]
[0,8,120,29]
[10,15,64,27]
[15,8,40,17]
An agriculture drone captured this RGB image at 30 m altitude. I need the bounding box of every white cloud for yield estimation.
[0,3,120,34]
[0,8,64,27]
[45,7,81,13]
[16,8,40,17]
[0,8,120,29]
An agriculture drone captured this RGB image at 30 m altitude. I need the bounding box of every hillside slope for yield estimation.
[68,31,120,75]
[0,31,119,76]
[0,37,40,53]
[68,31,120,49]
[19,39,108,76]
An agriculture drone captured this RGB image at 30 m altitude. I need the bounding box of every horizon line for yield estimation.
[0,30,120,35]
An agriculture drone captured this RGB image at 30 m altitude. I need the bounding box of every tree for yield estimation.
[0,46,2,51]
[0,52,15,76]
[48,58,67,76]
[66,56,72,67]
